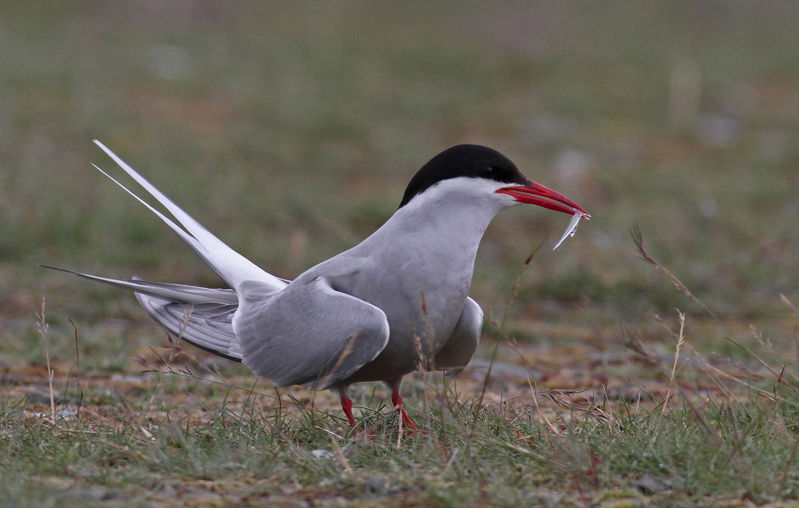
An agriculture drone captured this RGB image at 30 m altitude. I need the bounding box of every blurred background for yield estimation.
[2,1,798,371]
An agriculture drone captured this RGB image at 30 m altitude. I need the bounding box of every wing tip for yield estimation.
[39,264,73,275]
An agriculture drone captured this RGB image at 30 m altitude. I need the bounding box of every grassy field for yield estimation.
[3,1,799,505]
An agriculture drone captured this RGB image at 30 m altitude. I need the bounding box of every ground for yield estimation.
[3,1,799,506]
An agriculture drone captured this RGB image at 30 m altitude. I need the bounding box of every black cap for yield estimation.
[399,144,529,208]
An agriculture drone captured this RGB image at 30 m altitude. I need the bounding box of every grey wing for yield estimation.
[135,293,242,361]
[41,265,243,361]
[433,297,483,376]
[40,265,239,304]
[234,277,390,390]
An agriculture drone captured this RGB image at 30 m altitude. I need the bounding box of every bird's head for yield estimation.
[399,144,590,219]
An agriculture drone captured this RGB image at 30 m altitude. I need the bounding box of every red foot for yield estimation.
[341,386,419,433]
[340,394,356,427]
[391,389,418,430]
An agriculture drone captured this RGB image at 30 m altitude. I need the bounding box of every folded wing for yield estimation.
[235,277,390,389]
[136,293,241,361]
[434,296,483,376]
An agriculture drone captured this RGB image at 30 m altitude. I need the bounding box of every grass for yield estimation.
[3,304,799,506]
[3,0,799,505]
[4,239,799,505]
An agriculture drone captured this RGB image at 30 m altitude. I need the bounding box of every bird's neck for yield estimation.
[370,195,505,267]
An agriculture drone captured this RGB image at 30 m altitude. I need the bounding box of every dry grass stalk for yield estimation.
[632,225,717,319]
[318,329,358,389]
[476,245,540,422]
[661,309,686,419]
[329,433,354,475]
[727,333,799,394]
[67,318,84,419]
[529,379,558,436]
[781,294,799,317]
[633,227,799,409]
[35,297,56,424]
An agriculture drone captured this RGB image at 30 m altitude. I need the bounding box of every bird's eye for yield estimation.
[481,166,498,176]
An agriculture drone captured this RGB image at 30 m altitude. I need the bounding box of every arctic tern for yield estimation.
[46,141,590,429]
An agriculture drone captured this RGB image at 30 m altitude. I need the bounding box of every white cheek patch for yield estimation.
[552,212,587,250]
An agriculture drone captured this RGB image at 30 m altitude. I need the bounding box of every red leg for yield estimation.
[390,386,418,430]
[339,387,356,427]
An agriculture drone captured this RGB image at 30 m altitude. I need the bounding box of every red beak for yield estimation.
[496,181,590,218]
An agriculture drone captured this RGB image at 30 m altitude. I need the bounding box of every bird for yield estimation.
[46,140,589,429]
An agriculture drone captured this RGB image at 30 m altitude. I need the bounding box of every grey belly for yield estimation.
[343,284,468,383]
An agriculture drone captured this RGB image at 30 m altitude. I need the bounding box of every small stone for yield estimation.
[363,476,392,495]
[636,475,670,495]
[310,449,333,460]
